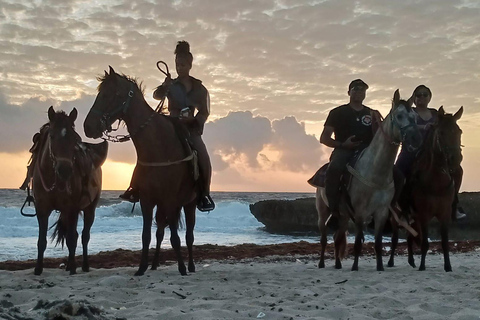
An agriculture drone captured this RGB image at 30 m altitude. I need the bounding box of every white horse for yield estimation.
[316,90,422,271]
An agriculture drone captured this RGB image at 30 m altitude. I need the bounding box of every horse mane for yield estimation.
[96,72,145,95]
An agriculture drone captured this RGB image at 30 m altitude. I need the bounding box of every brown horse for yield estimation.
[314,90,422,271]
[388,106,463,272]
[31,106,107,275]
[83,66,198,276]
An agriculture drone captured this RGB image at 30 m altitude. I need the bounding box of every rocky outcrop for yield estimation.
[249,192,480,240]
[249,198,318,233]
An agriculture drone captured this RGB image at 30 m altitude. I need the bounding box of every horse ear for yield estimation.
[438,106,445,116]
[48,106,55,121]
[109,66,115,76]
[69,108,78,123]
[105,70,109,77]
[453,106,463,121]
[392,89,400,108]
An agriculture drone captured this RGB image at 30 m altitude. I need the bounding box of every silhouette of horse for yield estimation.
[388,106,463,272]
[315,90,422,271]
[31,106,107,275]
[83,66,199,276]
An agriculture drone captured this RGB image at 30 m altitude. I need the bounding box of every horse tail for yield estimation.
[50,216,66,248]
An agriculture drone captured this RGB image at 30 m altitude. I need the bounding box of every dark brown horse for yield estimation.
[83,67,198,276]
[31,106,107,275]
[388,106,463,272]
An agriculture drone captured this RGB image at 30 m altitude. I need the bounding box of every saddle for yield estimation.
[307,151,363,188]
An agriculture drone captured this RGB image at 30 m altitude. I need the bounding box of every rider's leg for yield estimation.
[119,167,139,202]
[451,166,465,220]
[325,148,354,216]
[190,134,214,211]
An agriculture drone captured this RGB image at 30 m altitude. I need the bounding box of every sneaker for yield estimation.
[197,195,215,212]
[455,207,466,220]
[119,187,139,203]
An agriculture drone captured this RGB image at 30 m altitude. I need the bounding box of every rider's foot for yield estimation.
[119,187,139,203]
[197,195,215,212]
[455,207,466,220]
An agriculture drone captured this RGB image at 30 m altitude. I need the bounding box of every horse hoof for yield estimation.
[82,265,90,272]
[418,266,426,271]
[318,261,325,269]
[151,266,158,270]
[34,268,43,275]
[134,270,145,276]
[179,266,187,276]
[69,269,77,275]
[377,266,384,272]
[351,266,358,271]
[387,261,394,268]
[335,263,342,270]
[445,266,452,272]
[188,264,195,273]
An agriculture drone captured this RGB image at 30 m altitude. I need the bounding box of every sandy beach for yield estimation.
[1,242,480,320]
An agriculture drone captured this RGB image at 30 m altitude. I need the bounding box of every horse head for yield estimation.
[436,106,463,170]
[47,106,81,183]
[389,89,423,151]
[84,66,141,139]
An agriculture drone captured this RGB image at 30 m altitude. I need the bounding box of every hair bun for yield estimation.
[175,41,190,55]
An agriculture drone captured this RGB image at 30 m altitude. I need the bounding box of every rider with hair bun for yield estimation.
[120,41,214,212]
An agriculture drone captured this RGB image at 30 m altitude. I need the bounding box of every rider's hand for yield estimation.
[162,75,172,86]
[342,135,362,149]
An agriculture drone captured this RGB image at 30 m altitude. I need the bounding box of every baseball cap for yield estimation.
[348,79,369,91]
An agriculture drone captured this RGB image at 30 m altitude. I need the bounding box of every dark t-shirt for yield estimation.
[324,104,374,149]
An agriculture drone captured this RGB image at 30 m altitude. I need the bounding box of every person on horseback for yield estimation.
[320,79,380,218]
[394,85,465,220]
[120,41,214,212]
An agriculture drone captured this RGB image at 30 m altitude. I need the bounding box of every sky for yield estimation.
[1,0,479,192]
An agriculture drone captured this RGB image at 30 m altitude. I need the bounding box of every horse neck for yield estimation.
[123,95,182,161]
[357,115,398,178]
[415,128,447,177]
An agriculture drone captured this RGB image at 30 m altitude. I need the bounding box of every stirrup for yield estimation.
[119,187,139,203]
[197,195,215,212]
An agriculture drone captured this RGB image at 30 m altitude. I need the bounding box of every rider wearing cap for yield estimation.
[320,79,380,218]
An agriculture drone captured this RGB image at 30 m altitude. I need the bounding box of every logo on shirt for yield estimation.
[361,115,372,126]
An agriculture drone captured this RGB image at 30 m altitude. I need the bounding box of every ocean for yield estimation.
[0,189,320,262]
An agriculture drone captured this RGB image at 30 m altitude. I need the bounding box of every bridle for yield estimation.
[89,82,137,142]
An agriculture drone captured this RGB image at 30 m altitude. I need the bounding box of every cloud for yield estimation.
[204,111,325,173]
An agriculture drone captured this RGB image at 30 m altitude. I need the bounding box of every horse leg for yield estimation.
[135,204,154,276]
[333,217,348,269]
[407,233,416,268]
[374,210,388,272]
[351,219,364,271]
[65,212,79,275]
[316,190,328,268]
[35,211,50,275]
[151,226,165,270]
[169,214,187,276]
[184,201,196,273]
[388,216,398,268]
[81,204,96,272]
[419,224,429,271]
[440,221,452,272]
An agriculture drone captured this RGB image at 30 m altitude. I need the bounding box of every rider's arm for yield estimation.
[320,125,342,148]
[194,88,210,130]
[153,76,172,100]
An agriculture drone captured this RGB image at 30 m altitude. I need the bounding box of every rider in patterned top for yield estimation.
[395,85,465,220]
